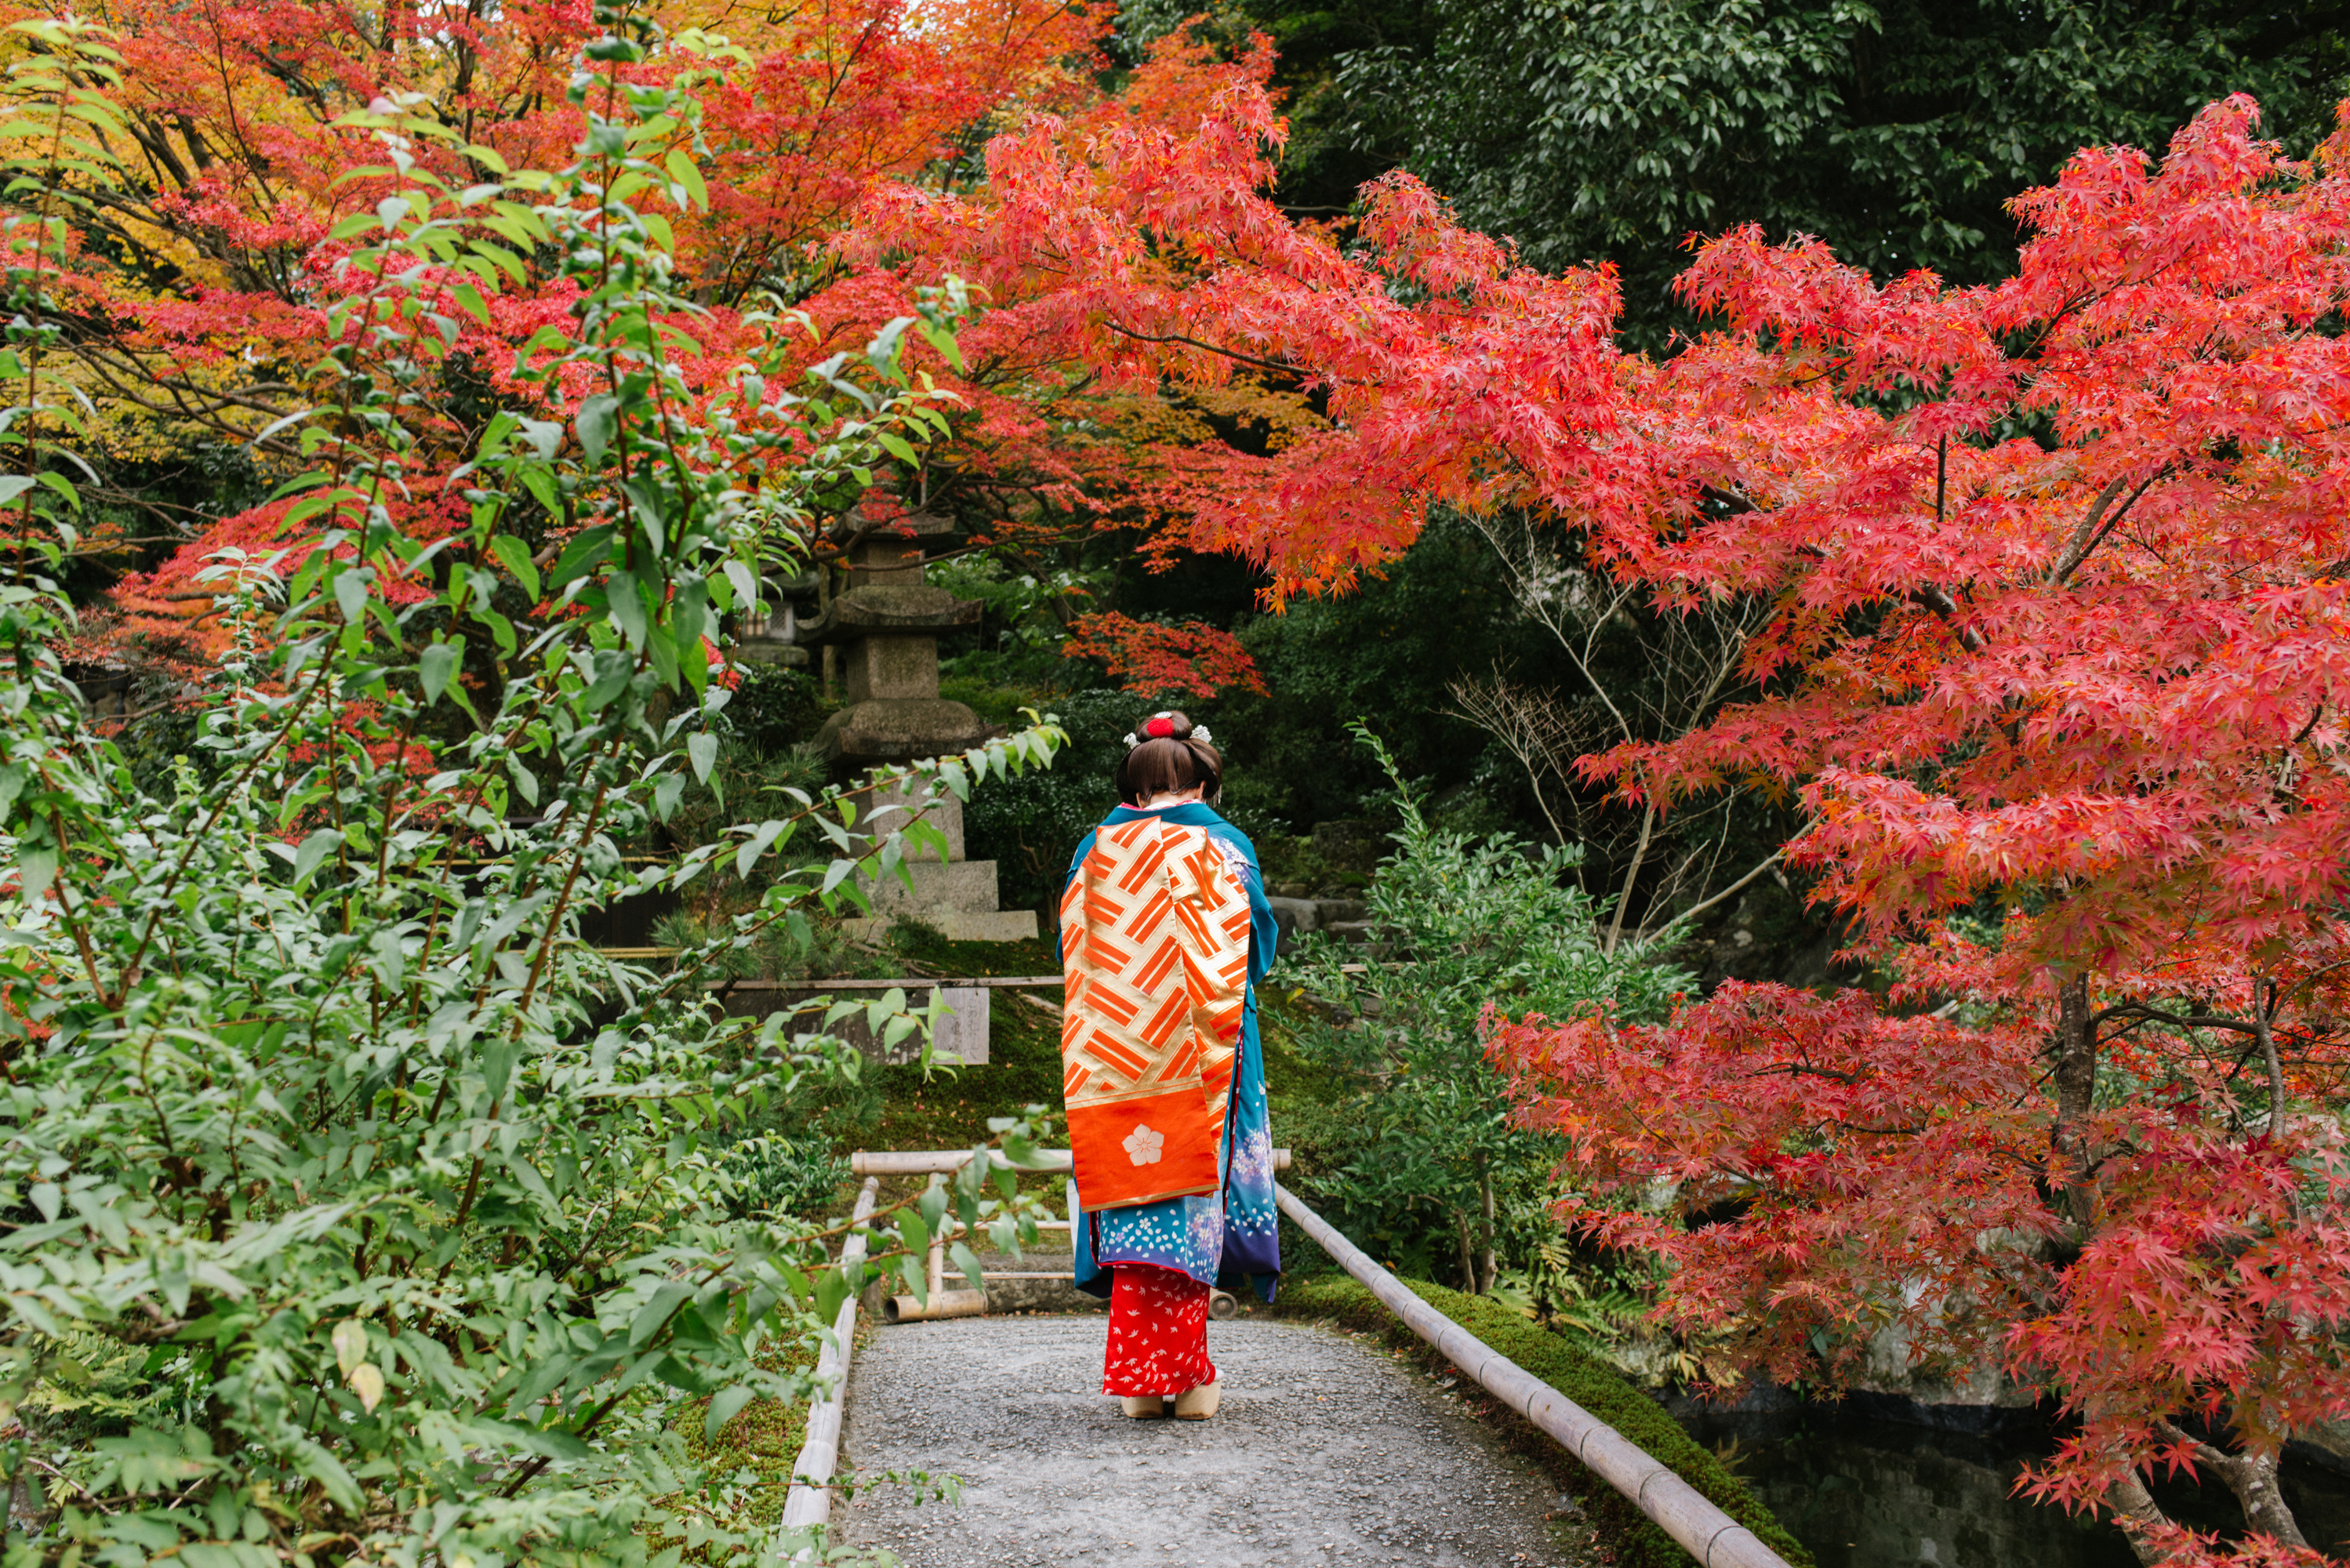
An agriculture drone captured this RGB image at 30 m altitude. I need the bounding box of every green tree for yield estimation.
[1327,0,2344,342]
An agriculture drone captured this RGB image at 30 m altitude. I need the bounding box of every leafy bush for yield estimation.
[720,666,837,760]
[1277,1276,1813,1568]
[0,31,1059,1568]
[1273,728,1690,1294]
[928,557,1099,659]
[960,687,1141,914]
[721,1139,852,1221]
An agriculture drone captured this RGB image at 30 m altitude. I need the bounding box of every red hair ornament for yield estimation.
[1121,713,1215,750]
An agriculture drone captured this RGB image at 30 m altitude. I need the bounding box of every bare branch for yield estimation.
[1662,848,1787,931]
[2051,468,2167,585]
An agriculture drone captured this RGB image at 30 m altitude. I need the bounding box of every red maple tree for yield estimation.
[1466,102,2350,1563]
[867,54,2350,1561]
[20,0,1225,679]
[35,4,2350,1548]
[1060,609,1266,699]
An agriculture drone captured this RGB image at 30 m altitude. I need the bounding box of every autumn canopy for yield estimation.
[8,0,2350,1562]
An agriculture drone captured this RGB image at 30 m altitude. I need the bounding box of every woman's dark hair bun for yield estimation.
[1117,709,1223,806]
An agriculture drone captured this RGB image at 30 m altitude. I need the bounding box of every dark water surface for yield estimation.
[1669,1403,2350,1567]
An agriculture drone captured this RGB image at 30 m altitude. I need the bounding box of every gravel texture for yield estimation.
[830,1312,1583,1566]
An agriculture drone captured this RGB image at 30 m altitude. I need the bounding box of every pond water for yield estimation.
[1668,1399,2350,1567]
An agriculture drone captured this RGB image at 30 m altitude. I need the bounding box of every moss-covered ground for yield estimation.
[662,1337,820,1546]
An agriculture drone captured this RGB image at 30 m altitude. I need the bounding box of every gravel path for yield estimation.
[830,1312,1584,1567]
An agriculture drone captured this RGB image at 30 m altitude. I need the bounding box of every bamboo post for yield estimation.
[881,1288,988,1323]
[927,1176,945,1298]
[848,1147,1291,1176]
[1274,1183,1792,1568]
[881,1175,990,1321]
[779,1176,880,1539]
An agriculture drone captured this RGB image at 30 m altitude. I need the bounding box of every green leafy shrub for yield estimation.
[961,687,1139,914]
[721,665,837,759]
[1273,728,1691,1294]
[928,557,1099,660]
[720,1139,852,1221]
[0,31,1061,1568]
[1277,1276,1813,1568]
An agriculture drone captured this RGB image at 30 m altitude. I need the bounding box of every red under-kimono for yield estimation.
[1101,1264,1215,1396]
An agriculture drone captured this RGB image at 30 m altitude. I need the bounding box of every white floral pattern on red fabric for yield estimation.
[1100,1263,1215,1396]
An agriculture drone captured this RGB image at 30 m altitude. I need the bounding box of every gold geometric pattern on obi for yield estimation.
[1058,815,1251,1210]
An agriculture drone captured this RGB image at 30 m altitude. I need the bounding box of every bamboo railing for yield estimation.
[779,1174,878,1537]
[1275,1182,1795,1568]
[775,1158,1792,1568]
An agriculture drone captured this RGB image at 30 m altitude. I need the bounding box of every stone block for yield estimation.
[847,856,1041,943]
[855,984,991,1065]
[732,637,808,668]
[1324,920,1374,944]
[851,539,925,587]
[939,909,1039,942]
[819,585,981,637]
[1265,895,1320,937]
[855,778,965,862]
[868,857,1001,913]
[814,697,988,765]
[844,634,939,702]
[840,909,1040,942]
[931,985,990,1064]
[1315,898,1369,924]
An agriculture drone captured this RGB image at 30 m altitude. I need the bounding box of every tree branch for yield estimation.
[2091,1001,2260,1037]
[1662,849,1787,931]
[1103,321,1298,379]
[2051,469,2167,585]
[1909,581,1986,653]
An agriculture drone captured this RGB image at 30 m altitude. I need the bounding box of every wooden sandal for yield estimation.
[1171,1377,1221,1420]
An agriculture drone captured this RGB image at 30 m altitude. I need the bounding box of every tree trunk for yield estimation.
[2224,1449,2308,1548]
[2050,971,2097,1229]
[1455,1211,1476,1294]
[819,563,838,701]
[1477,1163,1498,1295]
[2255,975,2287,1141]
[2159,1423,2310,1548]
[2105,1471,2171,1566]
[1604,804,1656,955]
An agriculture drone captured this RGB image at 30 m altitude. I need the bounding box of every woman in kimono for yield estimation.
[1059,710,1280,1420]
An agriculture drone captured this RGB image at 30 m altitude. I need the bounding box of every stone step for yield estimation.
[1265,896,1373,938]
[842,909,1039,942]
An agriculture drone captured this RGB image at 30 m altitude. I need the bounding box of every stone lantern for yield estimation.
[808,510,986,764]
[801,510,1036,942]
[731,570,817,670]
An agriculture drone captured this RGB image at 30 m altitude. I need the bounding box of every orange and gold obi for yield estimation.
[1059,815,1251,1210]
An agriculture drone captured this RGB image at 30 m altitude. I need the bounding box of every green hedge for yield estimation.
[1275,1276,1814,1568]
